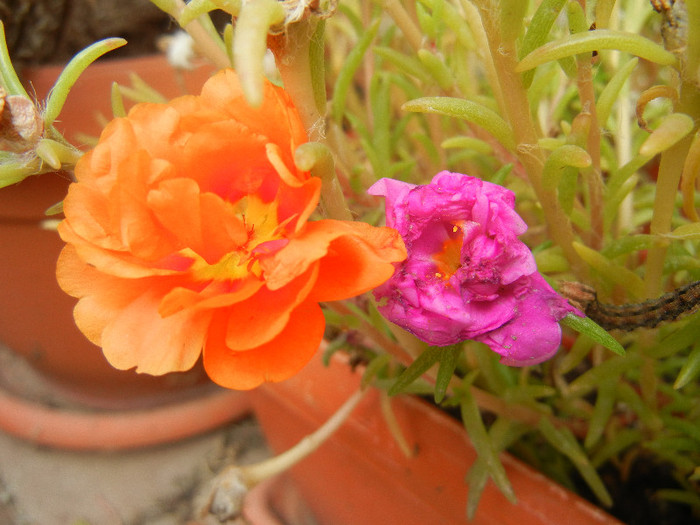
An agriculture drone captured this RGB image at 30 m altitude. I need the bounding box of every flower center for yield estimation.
[432,224,463,280]
[188,195,288,282]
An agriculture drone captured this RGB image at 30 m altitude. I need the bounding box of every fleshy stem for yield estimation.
[206,387,366,517]
[242,388,365,483]
[270,19,325,141]
[644,1,700,298]
[296,142,353,221]
[469,0,586,279]
[272,18,353,222]
[573,49,605,249]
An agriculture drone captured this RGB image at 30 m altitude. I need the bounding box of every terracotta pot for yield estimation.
[250,351,623,525]
[0,56,216,405]
[0,55,252,449]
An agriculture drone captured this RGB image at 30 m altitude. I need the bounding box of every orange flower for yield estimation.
[57,69,406,390]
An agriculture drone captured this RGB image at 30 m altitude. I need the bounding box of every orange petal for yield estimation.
[148,178,249,263]
[310,221,407,302]
[200,70,308,162]
[261,220,406,300]
[101,287,211,374]
[59,221,186,278]
[57,245,168,345]
[223,265,318,351]
[203,301,325,390]
[158,278,264,317]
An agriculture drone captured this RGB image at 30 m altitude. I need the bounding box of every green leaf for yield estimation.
[572,241,645,299]
[180,0,242,25]
[596,57,638,127]
[330,19,381,123]
[417,49,454,91]
[591,428,643,468]
[232,0,285,106]
[674,344,700,389]
[584,380,615,449]
[0,22,28,97]
[44,38,127,127]
[402,97,516,151]
[374,46,430,82]
[537,418,613,507]
[571,358,642,403]
[517,30,677,73]
[434,344,462,403]
[110,82,127,118]
[561,314,625,356]
[459,378,516,504]
[0,161,38,188]
[639,112,695,157]
[668,221,700,240]
[441,136,493,154]
[499,0,529,41]
[361,353,393,389]
[490,163,513,185]
[542,144,592,189]
[388,346,443,396]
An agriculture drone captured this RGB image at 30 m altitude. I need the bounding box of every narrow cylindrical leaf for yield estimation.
[572,242,645,299]
[434,344,462,403]
[568,354,643,397]
[519,0,567,87]
[0,22,29,97]
[542,144,592,189]
[110,82,127,118]
[374,47,430,82]
[330,19,380,123]
[417,49,454,91]
[44,38,127,126]
[584,381,616,449]
[441,136,493,153]
[460,384,516,504]
[639,112,695,157]
[674,345,700,389]
[560,314,625,357]
[233,0,285,107]
[596,57,638,127]
[388,346,443,397]
[517,30,678,72]
[402,97,516,151]
[538,418,613,507]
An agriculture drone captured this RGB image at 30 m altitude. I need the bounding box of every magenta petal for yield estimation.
[370,171,581,366]
[475,275,576,365]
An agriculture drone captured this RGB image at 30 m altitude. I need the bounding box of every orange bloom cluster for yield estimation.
[57,70,406,390]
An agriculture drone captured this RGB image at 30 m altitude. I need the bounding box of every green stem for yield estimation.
[271,19,325,141]
[295,142,353,221]
[575,57,605,250]
[241,387,367,484]
[382,0,424,53]
[471,0,585,278]
[644,136,692,298]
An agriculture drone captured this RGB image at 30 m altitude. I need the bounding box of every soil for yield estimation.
[1,0,172,67]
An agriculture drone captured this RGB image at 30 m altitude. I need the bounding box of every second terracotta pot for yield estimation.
[250,351,622,525]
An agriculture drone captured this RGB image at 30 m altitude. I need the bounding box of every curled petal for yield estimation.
[261,219,406,298]
[204,301,325,390]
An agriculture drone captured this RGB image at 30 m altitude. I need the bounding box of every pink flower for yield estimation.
[369,171,580,366]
